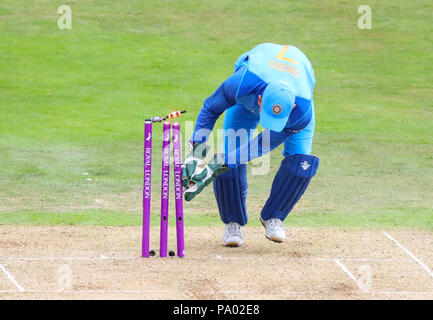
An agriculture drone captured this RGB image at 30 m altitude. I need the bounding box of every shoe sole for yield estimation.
[223,242,243,247]
[265,235,284,243]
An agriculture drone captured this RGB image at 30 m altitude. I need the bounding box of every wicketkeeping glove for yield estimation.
[183,153,230,202]
[181,142,211,188]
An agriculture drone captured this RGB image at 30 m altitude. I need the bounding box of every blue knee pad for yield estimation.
[261,154,319,221]
[213,164,248,226]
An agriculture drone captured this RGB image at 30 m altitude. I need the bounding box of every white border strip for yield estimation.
[0,264,25,292]
[334,259,369,294]
[383,232,433,278]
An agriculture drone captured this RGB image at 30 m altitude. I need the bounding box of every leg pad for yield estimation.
[261,154,319,221]
[213,164,248,226]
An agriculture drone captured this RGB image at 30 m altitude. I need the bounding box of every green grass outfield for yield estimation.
[1,0,432,230]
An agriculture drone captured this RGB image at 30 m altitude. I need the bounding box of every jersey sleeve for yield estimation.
[191,66,246,143]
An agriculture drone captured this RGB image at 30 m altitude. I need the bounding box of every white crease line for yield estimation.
[214,256,332,261]
[0,257,137,261]
[0,256,319,261]
[213,256,402,262]
[383,232,433,278]
[334,259,369,294]
[0,256,403,262]
[0,264,25,292]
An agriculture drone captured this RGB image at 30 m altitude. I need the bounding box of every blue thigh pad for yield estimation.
[260,154,319,221]
[213,164,248,226]
[283,101,315,157]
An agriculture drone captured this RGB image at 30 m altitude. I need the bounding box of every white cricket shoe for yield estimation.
[260,217,286,243]
[222,222,244,247]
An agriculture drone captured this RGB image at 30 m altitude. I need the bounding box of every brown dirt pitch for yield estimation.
[0,226,433,300]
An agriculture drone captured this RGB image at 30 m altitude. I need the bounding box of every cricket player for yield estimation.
[182,43,319,246]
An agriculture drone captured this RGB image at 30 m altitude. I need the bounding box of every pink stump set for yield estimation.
[142,111,186,258]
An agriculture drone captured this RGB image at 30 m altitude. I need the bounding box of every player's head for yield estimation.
[259,81,296,132]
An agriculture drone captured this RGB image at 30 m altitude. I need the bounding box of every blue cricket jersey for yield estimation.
[192,43,316,163]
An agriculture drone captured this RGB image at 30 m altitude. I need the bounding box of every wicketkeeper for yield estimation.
[182,43,319,246]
